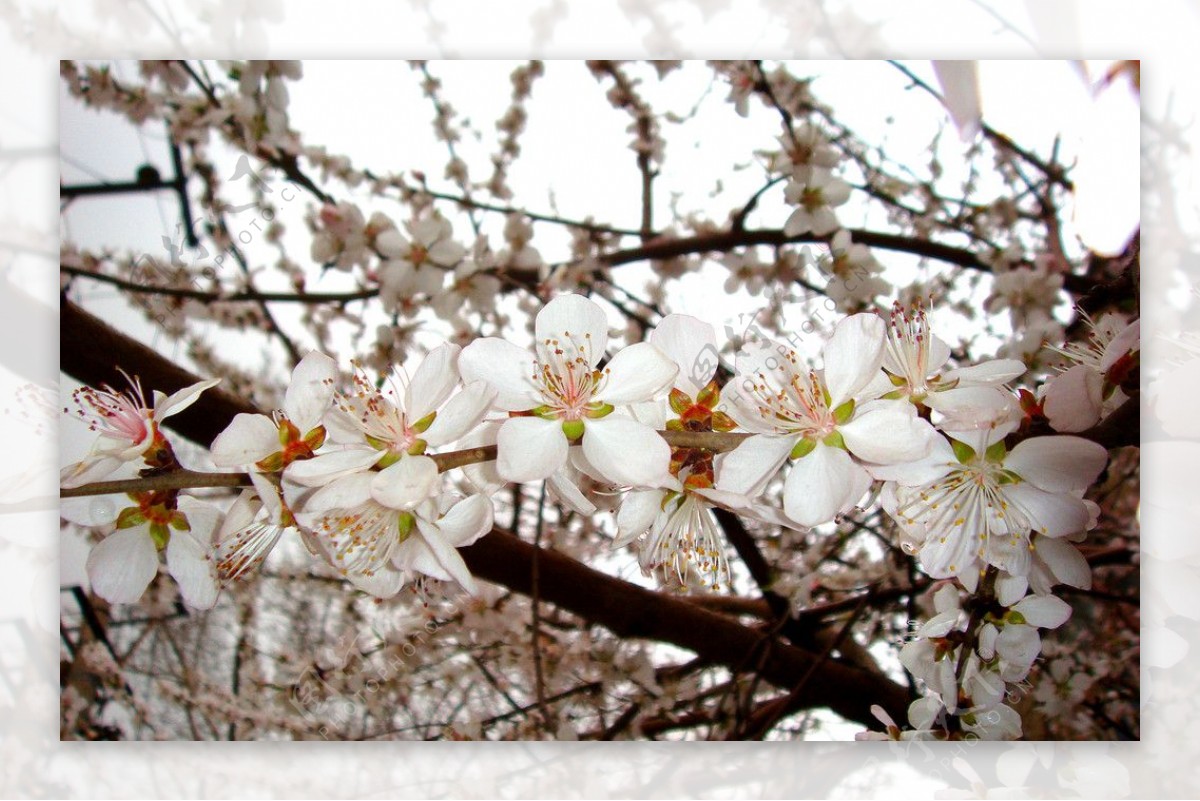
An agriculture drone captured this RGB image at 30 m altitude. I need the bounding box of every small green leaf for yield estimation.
[562,419,585,441]
[790,437,817,460]
[115,507,146,530]
[397,511,415,542]
[833,399,856,424]
[149,522,170,550]
[822,430,846,450]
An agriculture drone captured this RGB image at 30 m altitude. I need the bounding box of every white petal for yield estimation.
[412,519,479,594]
[941,358,1027,386]
[405,343,461,421]
[863,432,955,486]
[839,400,934,464]
[166,529,219,610]
[155,377,221,419]
[423,381,497,447]
[581,417,671,487]
[615,489,666,547]
[370,456,439,510]
[496,417,568,482]
[1005,436,1108,494]
[782,444,865,527]
[1006,483,1091,539]
[932,60,982,140]
[715,434,795,496]
[1043,365,1103,432]
[429,239,466,267]
[303,472,374,514]
[284,446,381,487]
[996,624,1041,669]
[1101,320,1139,370]
[536,294,608,362]
[433,494,494,547]
[218,490,259,542]
[547,466,597,515]
[284,350,338,432]
[1013,594,1072,629]
[1031,536,1091,591]
[650,314,718,395]
[210,413,279,467]
[459,337,540,410]
[87,528,158,605]
[375,228,408,258]
[347,564,405,598]
[249,472,284,523]
[601,343,679,405]
[995,573,1029,607]
[60,455,124,490]
[823,313,886,406]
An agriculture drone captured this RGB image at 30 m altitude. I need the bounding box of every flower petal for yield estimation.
[601,343,679,405]
[536,294,608,363]
[715,434,795,496]
[547,466,597,515]
[412,519,479,594]
[459,337,540,411]
[166,529,219,610]
[783,443,866,527]
[284,350,338,432]
[87,528,158,605]
[581,416,670,487]
[210,413,279,467]
[649,314,719,395]
[434,494,494,547]
[615,489,667,547]
[496,417,568,482]
[1005,483,1091,539]
[370,455,439,510]
[284,446,381,487]
[423,381,497,447]
[1043,365,1103,433]
[941,358,1027,386]
[405,343,461,421]
[840,399,934,464]
[1030,536,1091,591]
[155,377,221,420]
[1013,594,1072,629]
[1005,436,1108,494]
[823,313,886,406]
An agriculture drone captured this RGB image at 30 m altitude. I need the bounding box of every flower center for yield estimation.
[532,331,608,421]
[69,370,151,446]
[743,358,836,438]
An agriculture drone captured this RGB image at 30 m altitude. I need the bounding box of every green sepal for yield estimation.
[397,511,415,543]
[822,430,846,450]
[406,439,427,456]
[880,389,907,400]
[711,411,737,432]
[149,522,170,550]
[584,402,614,419]
[168,511,191,531]
[790,437,818,460]
[376,451,402,469]
[665,418,685,431]
[412,411,437,433]
[984,440,1007,463]
[532,405,558,420]
[951,439,976,464]
[833,399,856,424]
[669,388,692,415]
[304,425,327,451]
[562,419,585,441]
[1006,610,1026,625]
[115,507,147,530]
[255,451,285,473]
[696,379,721,409]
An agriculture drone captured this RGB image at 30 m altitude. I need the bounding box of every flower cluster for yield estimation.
[62,294,1128,741]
